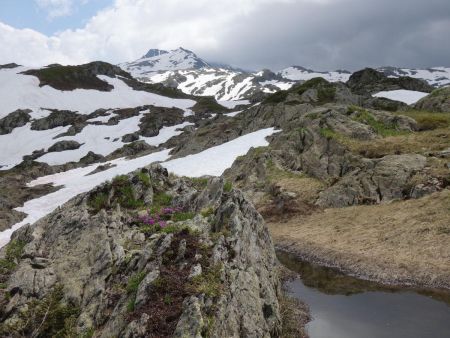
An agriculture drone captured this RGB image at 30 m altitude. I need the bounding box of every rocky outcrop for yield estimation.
[0,165,281,337]
[415,87,450,112]
[138,107,184,137]
[47,140,82,152]
[317,154,427,207]
[23,61,131,92]
[0,63,20,69]
[0,109,31,135]
[31,110,86,131]
[347,68,434,95]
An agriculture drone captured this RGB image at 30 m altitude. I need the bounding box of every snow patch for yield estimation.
[372,90,429,105]
[0,67,195,118]
[0,127,278,247]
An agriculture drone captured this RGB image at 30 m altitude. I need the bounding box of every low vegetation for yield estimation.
[0,285,81,337]
[22,62,124,91]
[396,110,450,131]
[349,106,404,136]
[191,97,230,114]
[264,77,336,104]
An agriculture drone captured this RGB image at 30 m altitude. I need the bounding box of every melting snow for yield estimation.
[372,90,429,105]
[0,109,193,168]
[279,67,351,82]
[0,67,195,118]
[162,128,278,177]
[0,127,278,247]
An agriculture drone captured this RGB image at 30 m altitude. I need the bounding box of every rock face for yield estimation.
[31,110,86,131]
[415,87,450,112]
[0,110,31,135]
[347,68,434,95]
[0,165,281,337]
[47,140,82,152]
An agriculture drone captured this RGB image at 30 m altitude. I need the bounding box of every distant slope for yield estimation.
[121,48,450,102]
[278,66,352,82]
[379,66,450,88]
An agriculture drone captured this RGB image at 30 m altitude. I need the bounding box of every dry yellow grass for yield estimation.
[269,189,450,288]
[346,127,450,158]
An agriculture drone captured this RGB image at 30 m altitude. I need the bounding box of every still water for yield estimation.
[278,251,450,338]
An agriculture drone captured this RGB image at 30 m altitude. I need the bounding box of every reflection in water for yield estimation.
[278,251,450,338]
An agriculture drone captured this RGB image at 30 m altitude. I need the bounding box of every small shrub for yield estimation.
[188,264,223,298]
[0,239,25,275]
[201,207,214,218]
[126,271,146,312]
[88,192,108,212]
[396,110,450,131]
[223,181,233,192]
[0,285,80,337]
[160,225,182,234]
[350,107,402,137]
[153,192,173,207]
[319,128,338,139]
[126,271,146,294]
[163,294,173,305]
[191,177,208,189]
[172,212,195,222]
[137,172,151,187]
[263,90,289,104]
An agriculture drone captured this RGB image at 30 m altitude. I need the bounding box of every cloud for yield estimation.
[2,0,450,70]
[35,0,75,19]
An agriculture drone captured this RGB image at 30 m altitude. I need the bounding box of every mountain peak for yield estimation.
[142,48,169,59]
[123,47,210,74]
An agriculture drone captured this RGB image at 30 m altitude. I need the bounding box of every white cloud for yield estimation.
[2,0,297,66]
[35,0,74,19]
[1,0,449,69]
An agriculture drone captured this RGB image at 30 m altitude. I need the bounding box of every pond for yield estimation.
[278,250,450,338]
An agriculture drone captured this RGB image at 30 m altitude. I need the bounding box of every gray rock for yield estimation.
[0,109,31,135]
[135,268,160,309]
[415,87,450,112]
[47,140,82,152]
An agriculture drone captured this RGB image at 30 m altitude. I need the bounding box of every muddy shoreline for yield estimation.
[274,241,450,291]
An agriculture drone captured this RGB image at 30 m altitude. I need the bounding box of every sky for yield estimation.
[0,0,449,71]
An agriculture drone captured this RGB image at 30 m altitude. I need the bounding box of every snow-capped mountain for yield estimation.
[278,66,352,82]
[121,48,294,100]
[122,47,210,77]
[121,48,450,101]
[378,66,450,87]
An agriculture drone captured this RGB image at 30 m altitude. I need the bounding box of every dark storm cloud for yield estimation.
[199,0,450,71]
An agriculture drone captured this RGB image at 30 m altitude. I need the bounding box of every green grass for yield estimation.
[172,212,195,222]
[153,192,173,207]
[191,177,209,189]
[396,110,450,131]
[223,181,233,192]
[188,264,223,298]
[349,106,405,137]
[24,63,114,91]
[88,192,109,212]
[191,97,230,113]
[112,175,144,209]
[0,239,26,275]
[126,271,146,294]
[201,207,215,218]
[319,128,339,139]
[0,285,80,337]
[264,77,336,105]
[126,271,146,312]
[137,171,151,187]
